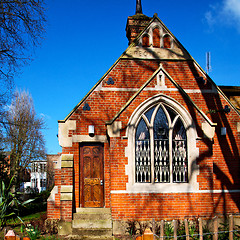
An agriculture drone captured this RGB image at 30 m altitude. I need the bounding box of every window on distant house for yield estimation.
[32,178,38,188]
[40,179,46,188]
[34,163,38,172]
[135,103,187,183]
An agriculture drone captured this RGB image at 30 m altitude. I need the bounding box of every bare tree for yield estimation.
[2,90,46,186]
[0,0,46,103]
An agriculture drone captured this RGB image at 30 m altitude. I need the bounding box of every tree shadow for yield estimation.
[66,43,240,222]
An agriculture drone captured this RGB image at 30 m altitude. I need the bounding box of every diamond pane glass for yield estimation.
[173,117,186,140]
[136,118,150,140]
[154,139,169,182]
[172,118,188,183]
[145,106,156,123]
[135,103,188,185]
[153,107,169,139]
[166,106,177,122]
[154,107,169,182]
[135,118,151,183]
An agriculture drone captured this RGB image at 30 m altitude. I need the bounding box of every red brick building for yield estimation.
[47,2,240,237]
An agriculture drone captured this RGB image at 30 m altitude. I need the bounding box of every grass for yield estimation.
[7,211,46,225]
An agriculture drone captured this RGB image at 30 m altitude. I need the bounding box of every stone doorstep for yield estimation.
[73,213,112,221]
[76,208,111,214]
[71,228,113,237]
[67,235,114,240]
[71,208,113,239]
[72,219,112,229]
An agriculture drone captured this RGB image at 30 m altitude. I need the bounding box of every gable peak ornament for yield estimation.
[136,0,143,14]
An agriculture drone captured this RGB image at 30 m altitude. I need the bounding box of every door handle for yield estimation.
[100,180,104,186]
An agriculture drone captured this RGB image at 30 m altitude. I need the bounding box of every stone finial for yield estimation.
[136,0,143,14]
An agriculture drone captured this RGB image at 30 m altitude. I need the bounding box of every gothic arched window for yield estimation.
[135,103,188,184]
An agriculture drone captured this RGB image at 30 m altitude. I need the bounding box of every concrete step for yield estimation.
[72,208,113,239]
[72,228,112,236]
[76,208,111,214]
[72,219,112,229]
[67,235,114,240]
[73,213,111,221]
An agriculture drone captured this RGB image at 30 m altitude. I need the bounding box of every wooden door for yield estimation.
[80,144,104,207]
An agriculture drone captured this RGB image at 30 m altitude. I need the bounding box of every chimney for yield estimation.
[126,0,152,45]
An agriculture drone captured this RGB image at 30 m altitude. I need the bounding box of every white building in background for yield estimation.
[31,160,47,192]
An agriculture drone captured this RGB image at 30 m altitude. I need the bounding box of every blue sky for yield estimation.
[15,0,240,154]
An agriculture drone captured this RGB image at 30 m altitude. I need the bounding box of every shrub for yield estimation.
[164,222,173,237]
[0,177,33,230]
[126,220,138,236]
[45,219,59,235]
[19,202,47,217]
[25,224,41,240]
[30,212,47,234]
[137,221,149,235]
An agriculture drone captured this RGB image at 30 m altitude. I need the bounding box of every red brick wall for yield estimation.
[47,156,74,221]
[48,58,240,221]
[47,169,61,220]
[111,192,239,220]
[61,201,72,221]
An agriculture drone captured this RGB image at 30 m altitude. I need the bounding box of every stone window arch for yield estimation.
[135,103,187,183]
[142,34,150,47]
[163,34,171,49]
[126,95,199,193]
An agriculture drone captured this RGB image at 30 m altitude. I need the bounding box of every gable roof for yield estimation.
[123,13,191,60]
[59,14,240,123]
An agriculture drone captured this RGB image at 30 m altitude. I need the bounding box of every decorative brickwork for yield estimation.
[126,14,152,45]
[48,10,240,236]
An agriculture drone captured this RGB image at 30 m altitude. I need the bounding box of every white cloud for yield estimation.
[223,0,240,21]
[204,11,216,27]
[205,0,240,32]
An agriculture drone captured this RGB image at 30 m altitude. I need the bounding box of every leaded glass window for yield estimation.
[154,107,169,183]
[135,118,151,183]
[135,103,188,183]
[172,118,187,183]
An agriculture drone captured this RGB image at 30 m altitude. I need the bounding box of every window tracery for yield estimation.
[135,103,188,184]
[126,95,199,193]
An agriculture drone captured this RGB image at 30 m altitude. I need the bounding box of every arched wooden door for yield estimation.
[80,143,104,207]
